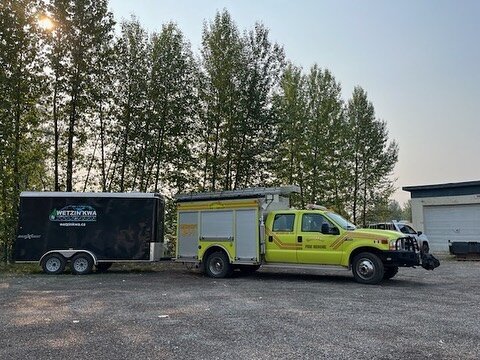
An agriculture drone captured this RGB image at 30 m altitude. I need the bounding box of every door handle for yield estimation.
[268,235,273,242]
[297,236,302,243]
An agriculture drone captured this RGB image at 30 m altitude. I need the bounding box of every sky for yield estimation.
[109,0,480,205]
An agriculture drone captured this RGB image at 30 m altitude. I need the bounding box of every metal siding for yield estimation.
[424,204,480,252]
[177,212,199,258]
[200,211,233,239]
[235,209,258,261]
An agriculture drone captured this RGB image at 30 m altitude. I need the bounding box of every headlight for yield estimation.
[389,239,397,250]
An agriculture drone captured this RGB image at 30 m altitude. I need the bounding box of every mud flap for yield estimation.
[421,253,440,270]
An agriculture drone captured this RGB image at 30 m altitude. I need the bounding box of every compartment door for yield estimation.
[177,211,199,260]
[235,209,259,262]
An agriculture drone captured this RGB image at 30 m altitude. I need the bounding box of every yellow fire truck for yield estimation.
[175,186,439,284]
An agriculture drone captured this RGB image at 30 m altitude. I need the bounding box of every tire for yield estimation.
[352,252,384,285]
[421,242,430,254]
[71,253,94,275]
[383,266,399,280]
[205,251,233,278]
[238,265,260,275]
[41,253,66,275]
[96,262,113,272]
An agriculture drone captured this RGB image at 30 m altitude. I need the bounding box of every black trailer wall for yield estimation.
[15,194,164,262]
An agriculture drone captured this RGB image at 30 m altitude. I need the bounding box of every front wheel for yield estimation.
[41,253,66,275]
[205,251,232,278]
[352,252,384,285]
[71,253,94,275]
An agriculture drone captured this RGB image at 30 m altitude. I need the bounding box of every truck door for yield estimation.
[296,212,344,265]
[265,213,299,263]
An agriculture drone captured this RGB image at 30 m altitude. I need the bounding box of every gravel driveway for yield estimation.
[1,258,479,359]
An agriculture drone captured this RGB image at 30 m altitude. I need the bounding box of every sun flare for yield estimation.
[38,16,54,31]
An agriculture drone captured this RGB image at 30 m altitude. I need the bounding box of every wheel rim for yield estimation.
[356,258,375,280]
[73,257,89,273]
[208,256,224,276]
[46,257,61,272]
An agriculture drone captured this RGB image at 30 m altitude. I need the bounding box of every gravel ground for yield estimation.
[1,258,480,360]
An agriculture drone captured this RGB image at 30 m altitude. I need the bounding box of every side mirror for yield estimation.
[330,227,340,235]
[321,223,330,234]
[322,223,339,235]
[417,231,423,236]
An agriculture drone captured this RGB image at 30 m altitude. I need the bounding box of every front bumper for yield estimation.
[382,250,420,267]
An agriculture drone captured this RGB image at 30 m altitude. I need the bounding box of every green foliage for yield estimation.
[0,0,49,261]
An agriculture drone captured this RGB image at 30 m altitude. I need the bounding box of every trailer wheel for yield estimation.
[41,253,66,275]
[383,266,399,280]
[96,262,113,272]
[71,253,94,275]
[205,251,232,278]
[352,252,384,285]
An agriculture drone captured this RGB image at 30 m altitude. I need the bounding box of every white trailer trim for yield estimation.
[21,191,161,199]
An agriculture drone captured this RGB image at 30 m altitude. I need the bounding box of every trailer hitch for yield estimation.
[421,253,440,270]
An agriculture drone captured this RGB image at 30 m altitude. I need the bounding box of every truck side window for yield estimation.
[301,214,324,232]
[273,214,295,232]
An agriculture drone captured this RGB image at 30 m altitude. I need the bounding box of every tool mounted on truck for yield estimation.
[175,186,440,284]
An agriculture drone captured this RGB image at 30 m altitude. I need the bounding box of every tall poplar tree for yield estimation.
[47,0,115,191]
[0,0,47,260]
[346,86,398,225]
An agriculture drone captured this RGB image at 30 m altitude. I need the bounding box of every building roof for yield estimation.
[403,181,480,198]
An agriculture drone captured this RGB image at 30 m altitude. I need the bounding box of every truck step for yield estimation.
[261,263,350,272]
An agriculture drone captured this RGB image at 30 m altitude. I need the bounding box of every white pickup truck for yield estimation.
[367,221,430,253]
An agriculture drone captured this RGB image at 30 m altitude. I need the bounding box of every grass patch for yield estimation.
[0,262,42,274]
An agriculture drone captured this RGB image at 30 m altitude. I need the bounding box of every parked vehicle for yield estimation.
[366,221,430,253]
[14,192,166,274]
[176,186,440,284]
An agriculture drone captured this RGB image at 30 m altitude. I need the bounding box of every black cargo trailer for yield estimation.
[14,192,165,274]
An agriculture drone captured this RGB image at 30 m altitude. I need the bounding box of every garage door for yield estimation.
[423,204,480,252]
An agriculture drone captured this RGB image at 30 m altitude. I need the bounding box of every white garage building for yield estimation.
[403,181,480,252]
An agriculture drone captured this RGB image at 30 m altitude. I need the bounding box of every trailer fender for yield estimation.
[40,250,98,265]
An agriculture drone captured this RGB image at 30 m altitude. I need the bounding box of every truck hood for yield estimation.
[350,228,403,239]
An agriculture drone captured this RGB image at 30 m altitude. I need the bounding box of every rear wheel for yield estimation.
[352,252,384,285]
[205,251,232,278]
[41,253,66,275]
[383,266,399,280]
[71,253,94,275]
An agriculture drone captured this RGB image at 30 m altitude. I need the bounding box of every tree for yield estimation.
[108,17,150,192]
[47,0,115,192]
[303,65,347,209]
[199,10,244,191]
[0,0,48,260]
[346,86,398,226]
[232,23,285,188]
[146,22,198,194]
[272,64,309,206]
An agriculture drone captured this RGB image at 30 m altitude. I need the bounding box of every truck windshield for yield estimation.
[326,212,356,230]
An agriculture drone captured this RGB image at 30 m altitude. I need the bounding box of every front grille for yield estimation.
[395,236,418,252]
